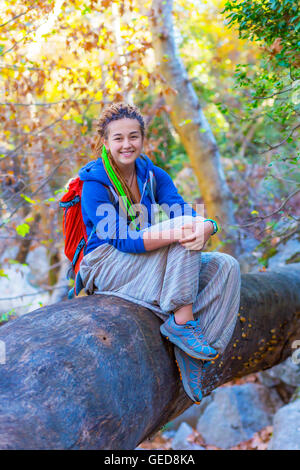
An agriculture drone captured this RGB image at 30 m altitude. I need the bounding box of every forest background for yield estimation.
[0,0,299,323]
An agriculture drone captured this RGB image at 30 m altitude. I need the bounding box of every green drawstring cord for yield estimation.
[101,145,140,231]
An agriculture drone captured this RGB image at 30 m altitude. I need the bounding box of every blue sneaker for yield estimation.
[174,346,212,404]
[160,314,219,360]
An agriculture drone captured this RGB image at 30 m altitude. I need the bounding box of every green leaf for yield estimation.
[81,4,92,14]
[73,115,83,124]
[20,193,36,204]
[0,269,9,279]
[0,308,15,323]
[44,197,56,202]
[178,119,192,127]
[16,223,30,237]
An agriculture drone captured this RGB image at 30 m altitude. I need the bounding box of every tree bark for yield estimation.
[148,0,240,256]
[0,265,299,450]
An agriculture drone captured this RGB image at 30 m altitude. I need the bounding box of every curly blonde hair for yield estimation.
[92,102,145,208]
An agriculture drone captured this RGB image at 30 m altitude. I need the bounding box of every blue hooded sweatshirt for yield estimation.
[79,153,200,255]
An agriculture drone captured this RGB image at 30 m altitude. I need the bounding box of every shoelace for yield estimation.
[190,360,212,391]
[184,321,210,345]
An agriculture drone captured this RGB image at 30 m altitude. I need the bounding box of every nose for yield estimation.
[122,138,133,149]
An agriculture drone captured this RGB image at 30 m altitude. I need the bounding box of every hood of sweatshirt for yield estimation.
[78,153,155,188]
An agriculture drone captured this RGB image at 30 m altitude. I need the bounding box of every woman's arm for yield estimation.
[142,219,214,252]
[142,227,184,251]
[143,167,214,251]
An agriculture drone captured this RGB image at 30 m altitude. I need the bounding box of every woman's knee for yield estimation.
[170,241,202,261]
[219,252,241,276]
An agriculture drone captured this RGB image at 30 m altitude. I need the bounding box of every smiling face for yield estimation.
[103,118,144,174]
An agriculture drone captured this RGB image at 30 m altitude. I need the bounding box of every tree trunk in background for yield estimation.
[0,265,299,449]
[48,254,70,304]
[149,0,240,256]
[15,212,41,264]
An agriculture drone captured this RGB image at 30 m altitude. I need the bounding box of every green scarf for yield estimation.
[101,145,140,231]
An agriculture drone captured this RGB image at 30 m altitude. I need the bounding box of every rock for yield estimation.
[0,246,19,264]
[257,371,281,387]
[161,429,177,440]
[196,383,283,449]
[26,245,50,287]
[268,398,300,450]
[258,355,300,388]
[291,386,300,402]
[171,422,204,451]
[237,252,259,274]
[166,400,211,431]
[0,245,53,320]
[267,237,300,270]
[235,235,261,274]
[0,264,50,318]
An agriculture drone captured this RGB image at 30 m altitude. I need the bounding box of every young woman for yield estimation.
[79,102,241,403]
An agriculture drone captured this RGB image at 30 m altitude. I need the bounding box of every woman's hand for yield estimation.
[178,219,214,251]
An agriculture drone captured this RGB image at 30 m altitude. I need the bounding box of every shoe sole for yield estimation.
[160,325,219,361]
[174,348,202,404]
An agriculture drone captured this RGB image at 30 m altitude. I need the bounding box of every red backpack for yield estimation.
[59,177,97,298]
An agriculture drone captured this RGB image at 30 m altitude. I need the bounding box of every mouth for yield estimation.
[120,151,135,157]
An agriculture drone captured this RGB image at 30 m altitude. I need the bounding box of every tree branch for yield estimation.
[253,85,295,100]
[0,158,67,228]
[0,283,69,302]
[236,188,300,228]
[259,123,300,154]
[0,5,38,28]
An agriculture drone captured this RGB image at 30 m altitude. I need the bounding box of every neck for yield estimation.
[118,163,136,181]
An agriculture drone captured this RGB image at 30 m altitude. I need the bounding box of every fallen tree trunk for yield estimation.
[0,265,300,449]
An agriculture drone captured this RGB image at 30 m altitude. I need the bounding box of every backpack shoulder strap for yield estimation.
[149,169,157,200]
[105,184,119,206]
[140,153,157,201]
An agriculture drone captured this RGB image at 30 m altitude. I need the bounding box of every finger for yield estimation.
[181,223,196,232]
[180,236,202,246]
[179,234,197,243]
[182,223,194,228]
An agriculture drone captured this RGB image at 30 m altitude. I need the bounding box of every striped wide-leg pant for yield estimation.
[79,215,241,353]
